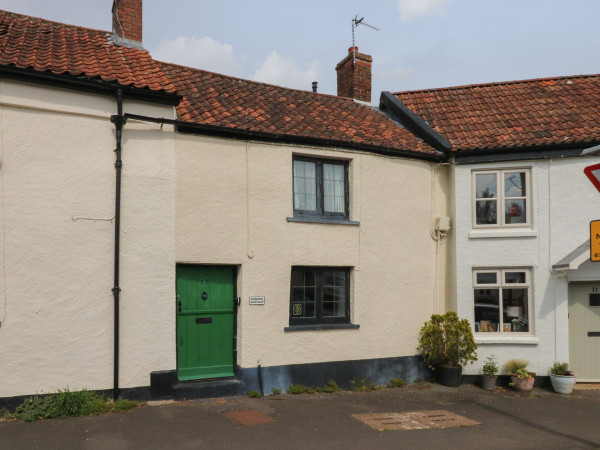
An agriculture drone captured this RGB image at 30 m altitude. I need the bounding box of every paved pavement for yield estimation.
[1,383,600,449]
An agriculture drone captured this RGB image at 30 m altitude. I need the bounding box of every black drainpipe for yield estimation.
[110,89,126,400]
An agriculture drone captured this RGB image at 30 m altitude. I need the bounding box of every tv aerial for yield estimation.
[351,16,379,63]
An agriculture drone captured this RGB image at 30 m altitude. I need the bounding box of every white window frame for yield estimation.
[473,268,532,335]
[472,169,531,229]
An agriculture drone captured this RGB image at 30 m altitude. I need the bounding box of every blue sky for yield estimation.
[2,0,600,101]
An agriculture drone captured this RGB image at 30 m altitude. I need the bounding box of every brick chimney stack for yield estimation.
[112,0,143,48]
[335,47,372,103]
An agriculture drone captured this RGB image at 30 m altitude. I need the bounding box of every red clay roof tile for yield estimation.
[0,10,176,94]
[395,75,600,151]
[160,62,436,155]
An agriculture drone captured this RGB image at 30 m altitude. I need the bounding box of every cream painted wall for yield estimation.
[452,156,600,376]
[176,135,448,369]
[0,80,176,397]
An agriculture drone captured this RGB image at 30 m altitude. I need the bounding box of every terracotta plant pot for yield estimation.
[510,373,535,392]
[480,375,497,391]
[550,374,576,394]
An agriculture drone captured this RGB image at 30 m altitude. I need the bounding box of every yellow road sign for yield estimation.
[591,220,600,262]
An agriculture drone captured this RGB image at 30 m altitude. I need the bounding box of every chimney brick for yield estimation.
[335,47,372,103]
[112,0,142,46]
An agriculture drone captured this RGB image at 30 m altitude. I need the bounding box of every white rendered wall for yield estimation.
[176,135,449,369]
[0,80,176,397]
[452,156,600,376]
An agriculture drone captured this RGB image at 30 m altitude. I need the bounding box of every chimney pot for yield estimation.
[112,0,143,48]
[312,81,318,93]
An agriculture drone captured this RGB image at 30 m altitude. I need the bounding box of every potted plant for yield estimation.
[418,311,478,387]
[480,355,499,391]
[549,362,576,394]
[502,359,535,392]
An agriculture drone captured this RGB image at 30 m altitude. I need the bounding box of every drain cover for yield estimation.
[223,409,275,426]
[353,410,480,431]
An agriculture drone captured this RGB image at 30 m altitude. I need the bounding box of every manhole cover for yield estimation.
[223,409,275,426]
[353,410,480,431]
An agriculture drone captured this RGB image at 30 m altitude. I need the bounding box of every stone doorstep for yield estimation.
[353,410,480,432]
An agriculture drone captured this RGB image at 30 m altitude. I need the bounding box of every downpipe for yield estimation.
[110,89,126,400]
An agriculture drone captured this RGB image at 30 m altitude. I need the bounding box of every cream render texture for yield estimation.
[0,80,176,397]
[176,135,449,369]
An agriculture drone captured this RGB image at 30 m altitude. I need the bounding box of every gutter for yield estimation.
[124,113,445,162]
[0,66,181,106]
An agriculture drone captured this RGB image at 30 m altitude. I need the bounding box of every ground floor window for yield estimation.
[290,267,350,325]
[473,268,530,333]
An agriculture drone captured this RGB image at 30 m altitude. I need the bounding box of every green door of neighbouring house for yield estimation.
[176,265,235,381]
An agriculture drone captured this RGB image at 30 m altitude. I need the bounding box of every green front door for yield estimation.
[176,265,235,381]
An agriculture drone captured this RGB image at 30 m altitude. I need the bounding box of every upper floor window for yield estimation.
[293,157,348,219]
[473,169,530,228]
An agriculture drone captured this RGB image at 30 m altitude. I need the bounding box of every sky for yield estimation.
[2,0,600,101]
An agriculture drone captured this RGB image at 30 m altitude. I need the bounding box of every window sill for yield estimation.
[469,229,537,239]
[286,216,360,226]
[475,335,539,345]
[284,323,360,332]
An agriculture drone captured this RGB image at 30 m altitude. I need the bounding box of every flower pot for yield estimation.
[550,374,576,394]
[480,375,497,391]
[510,373,535,392]
[438,365,462,387]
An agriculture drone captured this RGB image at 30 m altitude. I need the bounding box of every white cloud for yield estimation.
[375,67,414,81]
[150,36,246,77]
[252,51,320,91]
[398,0,452,22]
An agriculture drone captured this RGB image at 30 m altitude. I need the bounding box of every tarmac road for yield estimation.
[1,383,599,449]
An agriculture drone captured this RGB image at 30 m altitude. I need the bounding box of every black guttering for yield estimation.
[452,141,600,164]
[124,113,444,162]
[379,91,451,153]
[0,65,181,105]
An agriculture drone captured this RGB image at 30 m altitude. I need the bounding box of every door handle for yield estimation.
[178,301,182,313]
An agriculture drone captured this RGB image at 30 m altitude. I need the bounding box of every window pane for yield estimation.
[505,199,526,224]
[502,288,528,332]
[474,289,500,332]
[504,172,526,197]
[323,163,345,213]
[505,272,526,284]
[476,272,497,284]
[476,200,497,225]
[291,269,316,318]
[293,161,316,211]
[475,173,497,199]
[322,270,346,317]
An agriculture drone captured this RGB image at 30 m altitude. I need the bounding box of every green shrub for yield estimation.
[247,390,261,398]
[271,388,282,395]
[550,362,574,376]
[418,311,478,369]
[320,380,341,394]
[387,378,406,388]
[482,355,499,376]
[12,389,139,422]
[413,377,423,384]
[502,359,529,374]
[286,384,317,394]
[349,376,377,392]
[0,408,13,420]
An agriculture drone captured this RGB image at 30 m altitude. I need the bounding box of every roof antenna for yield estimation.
[352,15,379,65]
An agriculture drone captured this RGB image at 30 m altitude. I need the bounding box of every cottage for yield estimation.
[0,1,449,403]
